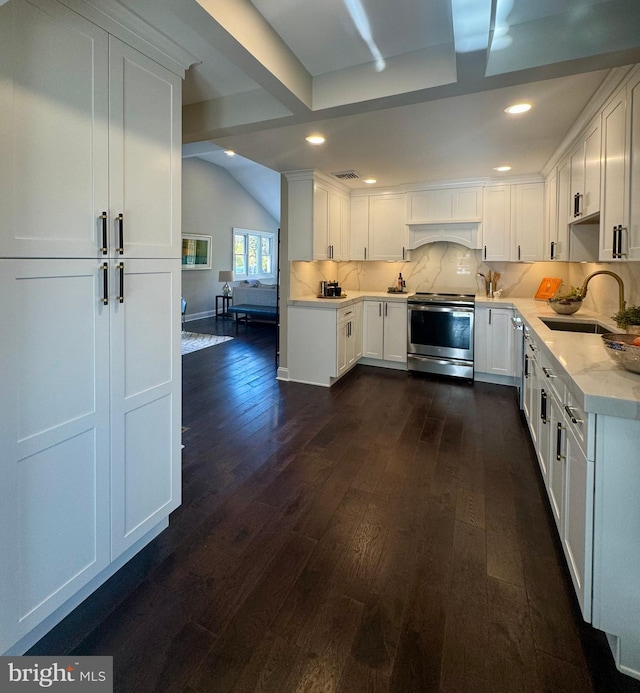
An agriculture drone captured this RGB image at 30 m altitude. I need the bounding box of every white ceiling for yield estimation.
[120,0,640,214]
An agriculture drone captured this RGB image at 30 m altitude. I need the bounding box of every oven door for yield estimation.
[408,303,474,361]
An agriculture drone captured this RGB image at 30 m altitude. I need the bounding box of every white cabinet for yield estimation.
[350,193,407,261]
[0,0,182,654]
[406,187,482,222]
[626,68,640,261]
[287,171,350,261]
[482,183,544,262]
[482,185,511,261]
[511,182,544,262]
[0,4,181,260]
[474,306,515,382]
[337,303,362,377]
[544,167,569,261]
[362,300,407,363]
[569,119,601,222]
[600,86,627,260]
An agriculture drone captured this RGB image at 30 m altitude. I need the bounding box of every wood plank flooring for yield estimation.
[29,317,640,692]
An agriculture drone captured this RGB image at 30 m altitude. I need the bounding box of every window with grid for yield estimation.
[233,228,277,281]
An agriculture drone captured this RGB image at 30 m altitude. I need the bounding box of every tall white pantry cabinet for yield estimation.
[0,0,184,654]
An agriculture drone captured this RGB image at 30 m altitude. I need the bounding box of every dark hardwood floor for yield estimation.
[30,316,640,692]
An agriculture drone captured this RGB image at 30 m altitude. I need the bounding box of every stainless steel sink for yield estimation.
[540,318,609,334]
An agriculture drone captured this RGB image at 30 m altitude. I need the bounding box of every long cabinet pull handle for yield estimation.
[99,212,108,255]
[618,226,626,258]
[488,309,492,325]
[379,303,382,317]
[402,246,406,260]
[540,389,547,424]
[550,241,555,260]
[564,404,583,424]
[117,213,124,254]
[556,422,564,460]
[101,262,109,305]
[613,225,619,258]
[518,245,521,261]
[364,247,367,260]
[484,245,487,260]
[117,262,124,303]
[524,354,529,378]
[385,303,388,317]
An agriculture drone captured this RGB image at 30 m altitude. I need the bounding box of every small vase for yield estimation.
[626,325,640,335]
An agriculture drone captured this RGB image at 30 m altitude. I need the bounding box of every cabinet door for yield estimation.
[569,141,585,223]
[383,302,408,363]
[110,259,181,559]
[556,158,571,256]
[350,196,369,260]
[362,301,384,359]
[523,342,541,450]
[369,194,407,261]
[328,189,344,260]
[485,308,514,376]
[512,183,544,262]
[0,0,109,259]
[583,120,601,218]
[545,169,565,260]
[627,69,640,260]
[337,319,349,376]
[546,397,564,526]
[600,88,627,260]
[351,301,363,362]
[562,420,594,621]
[482,186,511,261]
[312,183,330,260]
[0,260,110,651]
[109,38,181,260]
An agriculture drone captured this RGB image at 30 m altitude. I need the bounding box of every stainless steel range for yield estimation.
[407,292,475,379]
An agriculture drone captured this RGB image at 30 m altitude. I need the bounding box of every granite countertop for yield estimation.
[481,296,640,420]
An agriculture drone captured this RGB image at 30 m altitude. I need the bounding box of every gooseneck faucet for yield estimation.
[578,270,626,313]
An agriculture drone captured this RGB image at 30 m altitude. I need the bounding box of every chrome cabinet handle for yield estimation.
[542,367,556,378]
[99,212,108,255]
[564,404,583,424]
[101,263,109,305]
[573,192,582,217]
[117,213,124,254]
[540,389,548,424]
[117,262,124,303]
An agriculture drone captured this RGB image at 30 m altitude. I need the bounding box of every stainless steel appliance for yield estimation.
[407,292,475,379]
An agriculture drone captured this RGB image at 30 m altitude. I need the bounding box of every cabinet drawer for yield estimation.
[563,392,588,454]
[538,350,565,403]
[338,304,358,323]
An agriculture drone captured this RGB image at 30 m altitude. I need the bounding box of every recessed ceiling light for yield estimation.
[363,178,377,184]
[224,150,235,157]
[493,166,512,172]
[305,135,325,145]
[504,103,531,114]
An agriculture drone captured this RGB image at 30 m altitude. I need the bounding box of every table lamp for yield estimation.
[219,270,234,296]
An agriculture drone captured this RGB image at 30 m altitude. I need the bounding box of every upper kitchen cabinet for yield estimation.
[482,185,511,261]
[600,67,640,261]
[406,186,482,223]
[286,171,350,261]
[568,118,601,223]
[349,192,407,261]
[482,182,544,262]
[0,0,182,260]
[512,182,544,262]
[544,167,569,261]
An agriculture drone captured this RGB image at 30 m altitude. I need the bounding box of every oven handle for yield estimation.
[408,303,474,314]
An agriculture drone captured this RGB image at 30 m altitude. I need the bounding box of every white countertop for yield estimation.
[288,291,640,419]
[288,290,409,308]
[482,296,640,420]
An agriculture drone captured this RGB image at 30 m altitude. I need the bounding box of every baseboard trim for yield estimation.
[184,310,215,322]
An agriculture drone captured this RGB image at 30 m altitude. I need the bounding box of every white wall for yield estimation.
[182,158,279,318]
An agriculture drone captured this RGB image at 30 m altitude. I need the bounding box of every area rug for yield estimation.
[181,332,233,355]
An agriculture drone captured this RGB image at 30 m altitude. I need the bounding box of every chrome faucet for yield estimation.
[578,270,626,313]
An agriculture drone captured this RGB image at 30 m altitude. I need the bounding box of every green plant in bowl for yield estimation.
[611,305,640,334]
[548,286,584,315]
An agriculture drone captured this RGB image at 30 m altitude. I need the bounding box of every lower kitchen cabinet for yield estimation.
[0,258,181,653]
[474,306,515,383]
[337,303,362,377]
[362,300,407,363]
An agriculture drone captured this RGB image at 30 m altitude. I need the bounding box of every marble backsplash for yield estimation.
[290,242,639,318]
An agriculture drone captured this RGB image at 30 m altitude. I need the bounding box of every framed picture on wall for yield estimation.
[182,234,212,270]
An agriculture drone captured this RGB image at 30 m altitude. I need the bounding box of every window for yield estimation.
[233,228,277,281]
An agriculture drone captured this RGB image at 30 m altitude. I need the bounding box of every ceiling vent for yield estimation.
[332,170,359,180]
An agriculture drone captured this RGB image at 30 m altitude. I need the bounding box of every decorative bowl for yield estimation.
[548,298,583,315]
[601,333,640,374]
